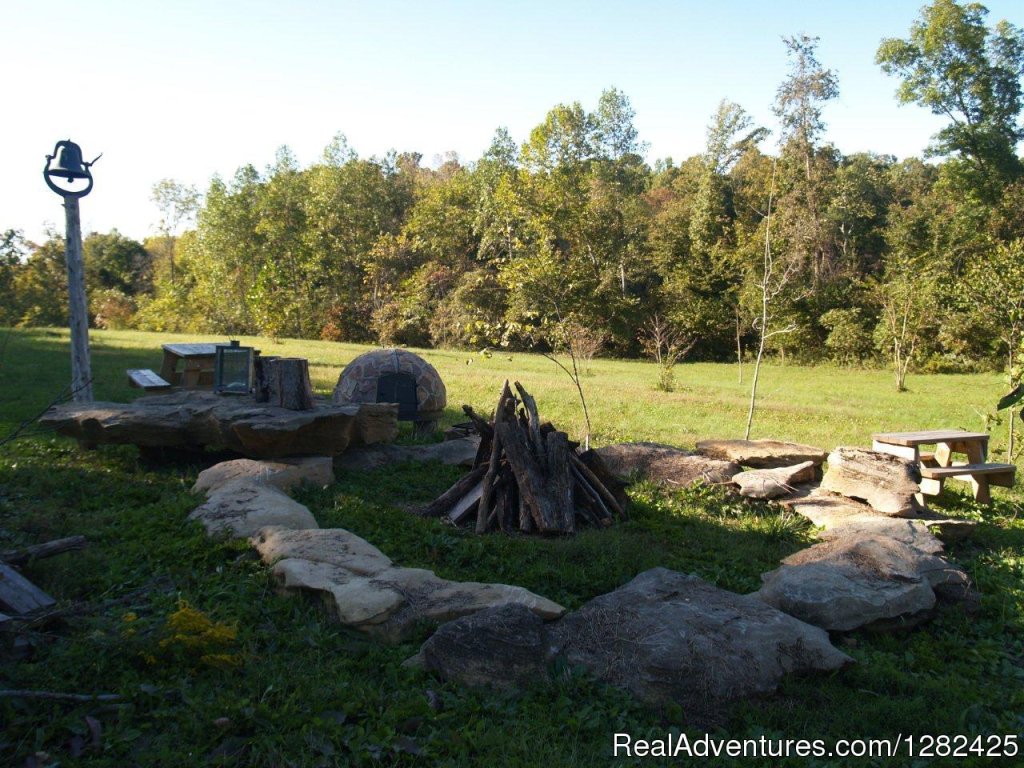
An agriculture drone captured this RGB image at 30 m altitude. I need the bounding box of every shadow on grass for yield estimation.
[295,462,812,610]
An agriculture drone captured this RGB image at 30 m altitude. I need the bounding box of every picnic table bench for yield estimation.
[872,430,1016,504]
[127,368,172,391]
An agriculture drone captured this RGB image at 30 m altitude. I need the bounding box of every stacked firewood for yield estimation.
[419,381,628,534]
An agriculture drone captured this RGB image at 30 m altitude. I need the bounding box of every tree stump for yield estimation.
[273,358,315,411]
[253,355,280,403]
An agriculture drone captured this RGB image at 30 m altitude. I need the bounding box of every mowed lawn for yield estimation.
[3,326,1016,466]
[1,327,1023,767]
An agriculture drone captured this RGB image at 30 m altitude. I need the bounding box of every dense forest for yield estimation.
[3,1,1023,385]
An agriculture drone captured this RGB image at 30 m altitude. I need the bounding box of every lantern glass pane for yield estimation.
[215,345,252,394]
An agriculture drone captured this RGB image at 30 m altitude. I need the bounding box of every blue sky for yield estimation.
[4,0,1022,245]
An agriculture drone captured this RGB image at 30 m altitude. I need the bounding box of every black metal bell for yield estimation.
[44,139,97,198]
[49,141,90,181]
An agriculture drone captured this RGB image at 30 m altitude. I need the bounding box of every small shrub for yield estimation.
[153,601,240,670]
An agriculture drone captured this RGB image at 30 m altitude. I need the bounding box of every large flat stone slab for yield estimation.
[595,442,740,488]
[193,456,334,496]
[252,526,394,576]
[781,489,944,554]
[41,391,398,459]
[820,447,924,516]
[251,527,564,642]
[756,535,969,632]
[334,437,479,472]
[696,439,826,469]
[732,461,817,499]
[189,481,320,538]
[418,568,851,712]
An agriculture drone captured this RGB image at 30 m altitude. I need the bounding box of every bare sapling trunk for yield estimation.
[543,312,595,450]
[1009,342,1016,458]
[735,308,744,385]
[744,161,796,441]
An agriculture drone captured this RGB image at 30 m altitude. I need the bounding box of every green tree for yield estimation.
[961,239,1024,452]
[877,0,1024,198]
[773,34,840,288]
[13,236,68,327]
[150,178,200,284]
[0,229,29,326]
[83,230,151,296]
[873,251,938,391]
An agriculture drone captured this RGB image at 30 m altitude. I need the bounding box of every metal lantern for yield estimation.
[214,340,254,395]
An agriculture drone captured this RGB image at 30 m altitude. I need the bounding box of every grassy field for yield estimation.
[1,327,1022,767]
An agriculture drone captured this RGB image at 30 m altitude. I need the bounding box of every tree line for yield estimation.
[3,0,1023,391]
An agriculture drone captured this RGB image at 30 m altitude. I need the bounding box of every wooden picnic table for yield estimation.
[872,429,1014,503]
[159,343,218,389]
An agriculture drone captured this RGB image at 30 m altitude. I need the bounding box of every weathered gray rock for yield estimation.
[820,447,924,516]
[595,442,740,487]
[251,526,564,642]
[756,535,969,632]
[781,489,944,554]
[192,456,334,496]
[696,439,827,469]
[732,461,817,499]
[41,391,398,458]
[912,510,980,544]
[252,526,393,576]
[334,437,480,472]
[418,604,551,689]
[188,481,319,538]
[419,568,851,711]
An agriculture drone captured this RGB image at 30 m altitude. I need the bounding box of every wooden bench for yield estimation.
[127,368,172,391]
[918,463,1016,504]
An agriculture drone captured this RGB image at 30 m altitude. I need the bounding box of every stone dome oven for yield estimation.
[332,349,446,434]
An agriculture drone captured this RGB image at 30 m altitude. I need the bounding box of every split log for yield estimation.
[571,454,625,520]
[545,430,575,533]
[417,465,487,518]
[572,464,612,523]
[448,481,484,525]
[462,405,495,467]
[497,399,572,533]
[476,383,510,533]
[253,355,281,403]
[578,451,630,515]
[1,535,87,567]
[274,358,315,411]
[514,382,546,463]
[425,381,625,535]
[461,405,494,441]
[495,465,518,533]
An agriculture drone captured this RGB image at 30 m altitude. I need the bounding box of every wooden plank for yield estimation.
[161,343,219,357]
[448,480,484,525]
[159,350,178,384]
[872,430,989,447]
[127,368,171,390]
[0,563,56,615]
[872,440,918,462]
[476,382,510,533]
[417,465,487,518]
[919,463,1016,479]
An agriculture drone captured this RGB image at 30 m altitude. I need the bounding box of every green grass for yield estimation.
[1,327,1023,767]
